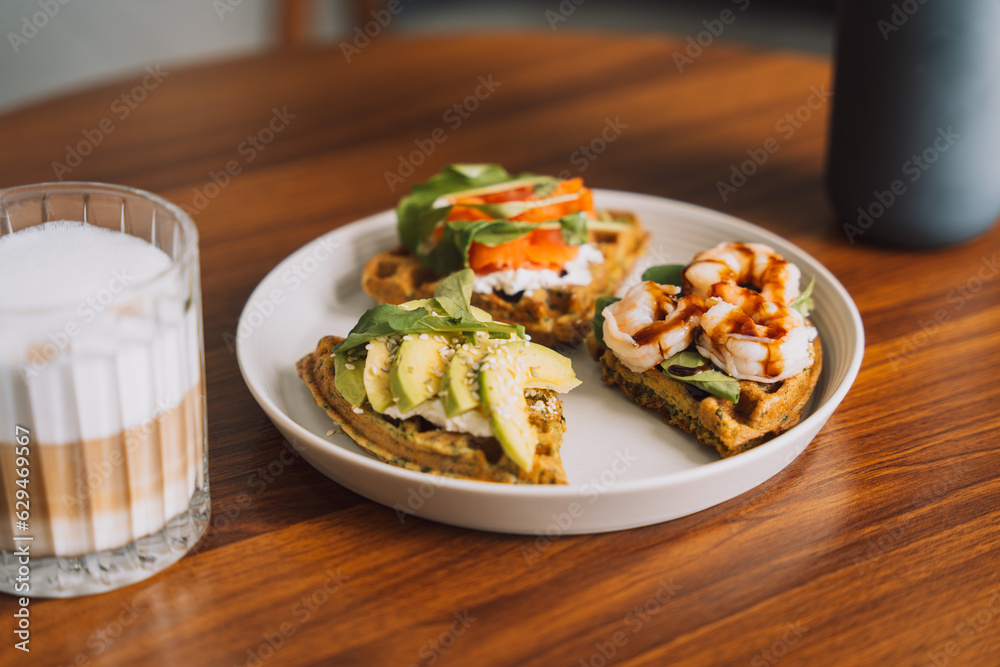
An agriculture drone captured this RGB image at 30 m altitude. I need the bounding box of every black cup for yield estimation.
[827,0,1000,247]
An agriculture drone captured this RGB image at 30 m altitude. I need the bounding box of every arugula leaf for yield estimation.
[430,269,476,320]
[790,277,815,316]
[660,349,740,403]
[331,269,524,355]
[640,264,685,288]
[592,295,621,347]
[397,164,514,252]
[559,211,589,246]
[454,220,538,248]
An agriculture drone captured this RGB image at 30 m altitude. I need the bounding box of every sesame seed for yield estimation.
[419,333,429,340]
[365,343,374,350]
[344,363,355,370]
[352,406,363,414]
[402,335,413,341]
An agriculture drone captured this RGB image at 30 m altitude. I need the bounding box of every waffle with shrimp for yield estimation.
[362,210,648,349]
[588,241,822,457]
[587,335,821,456]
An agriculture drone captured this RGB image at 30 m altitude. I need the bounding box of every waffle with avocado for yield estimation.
[587,262,822,457]
[297,270,581,484]
[361,164,649,348]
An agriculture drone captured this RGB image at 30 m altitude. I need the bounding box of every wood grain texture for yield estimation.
[2,33,999,667]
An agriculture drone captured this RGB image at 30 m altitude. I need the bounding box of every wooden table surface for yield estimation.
[2,32,999,667]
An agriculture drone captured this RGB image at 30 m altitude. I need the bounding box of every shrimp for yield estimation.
[695,283,816,383]
[602,281,706,373]
[683,242,801,306]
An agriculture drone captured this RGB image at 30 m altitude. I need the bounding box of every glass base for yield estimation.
[0,488,210,598]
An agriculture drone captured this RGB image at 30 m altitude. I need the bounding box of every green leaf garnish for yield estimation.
[790,277,814,316]
[332,269,524,355]
[397,164,515,252]
[660,349,740,403]
[396,164,590,276]
[640,264,685,287]
[592,295,621,347]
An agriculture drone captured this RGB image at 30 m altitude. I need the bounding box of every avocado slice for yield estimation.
[431,175,556,206]
[334,351,367,408]
[441,337,495,418]
[478,341,581,471]
[363,338,395,413]
[390,336,449,413]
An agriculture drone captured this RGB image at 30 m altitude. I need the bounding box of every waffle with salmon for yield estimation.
[361,164,649,348]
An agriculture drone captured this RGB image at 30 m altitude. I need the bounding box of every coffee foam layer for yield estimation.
[0,220,172,310]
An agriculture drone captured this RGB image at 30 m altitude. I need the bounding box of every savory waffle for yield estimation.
[361,212,649,348]
[297,335,569,484]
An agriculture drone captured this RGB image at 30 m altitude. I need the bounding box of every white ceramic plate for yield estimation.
[235,190,864,534]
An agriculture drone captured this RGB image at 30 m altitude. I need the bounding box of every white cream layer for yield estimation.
[472,243,604,296]
[383,399,493,438]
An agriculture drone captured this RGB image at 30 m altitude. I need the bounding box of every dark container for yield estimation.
[827,0,1000,247]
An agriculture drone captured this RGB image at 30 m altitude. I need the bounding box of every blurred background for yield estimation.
[0,0,834,114]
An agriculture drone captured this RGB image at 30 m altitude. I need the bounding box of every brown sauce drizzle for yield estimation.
[631,295,706,347]
[666,363,711,377]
